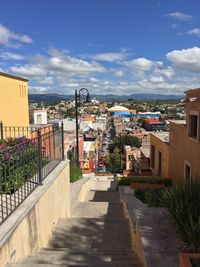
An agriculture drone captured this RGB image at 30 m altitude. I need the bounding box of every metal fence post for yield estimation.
[37,128,42,185]
[0,121,3,140]
[61,121,65,160]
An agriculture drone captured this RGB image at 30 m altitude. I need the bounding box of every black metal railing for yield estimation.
[0,123,65,225]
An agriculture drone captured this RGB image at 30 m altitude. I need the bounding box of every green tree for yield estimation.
[135,106,145,112]
[137,117,146,125]
[113,135,141,151]
[105,148,121,173]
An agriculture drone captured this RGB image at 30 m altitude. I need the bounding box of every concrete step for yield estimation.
[48,218,132,250]
[72,202,123,218]
[21,250,139,265]
[85,191,120,203]
[90,180,117,191]
[42,247,134,255]
[8,261,142,267]
[40,248,136,259]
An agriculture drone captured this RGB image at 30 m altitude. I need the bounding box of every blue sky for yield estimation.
[1,0,200,95]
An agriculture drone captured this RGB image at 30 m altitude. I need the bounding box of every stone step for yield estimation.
[48,217,131,250]
[90,180,117,191]
[85,191,120,203]
[42,247,134,255]
[72,202,123,218]
[40,248,136,259]
[8,261,142,267]
[21,250,139,265]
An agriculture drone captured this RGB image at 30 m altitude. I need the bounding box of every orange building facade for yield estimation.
[169,88,200,183]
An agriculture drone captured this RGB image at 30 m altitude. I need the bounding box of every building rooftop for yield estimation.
[185,88,200,98]
[108,105,129,111]
[151,131,169,143]
[147,121,165,125]
[0,71,28,82]
[170,120,186,125]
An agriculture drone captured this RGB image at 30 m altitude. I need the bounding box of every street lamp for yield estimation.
[75,88,91,167]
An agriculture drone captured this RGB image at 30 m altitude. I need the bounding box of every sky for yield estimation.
[1,0,200,95]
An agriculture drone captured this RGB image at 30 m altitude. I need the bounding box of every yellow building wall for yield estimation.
[150,134,169,178]
[0,73,29,127]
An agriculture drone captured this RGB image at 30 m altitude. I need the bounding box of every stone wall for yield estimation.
[119,186,182,267]
[0,160,70,267]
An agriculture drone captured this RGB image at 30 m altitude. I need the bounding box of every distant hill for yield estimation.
[28,93,183,103]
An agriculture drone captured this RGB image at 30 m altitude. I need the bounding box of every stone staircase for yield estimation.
[7,176,142,267]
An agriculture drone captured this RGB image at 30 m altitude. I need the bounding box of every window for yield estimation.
[19,84,27,97]
[37,114,42,124]
[184,160,191,181]
[158,151,162,177]
[189,114,198,139]
[150,145,155,168]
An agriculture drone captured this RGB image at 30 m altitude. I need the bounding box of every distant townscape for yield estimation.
[0,71,200,267]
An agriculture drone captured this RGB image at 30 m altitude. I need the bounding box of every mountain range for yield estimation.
[29,93,184,103]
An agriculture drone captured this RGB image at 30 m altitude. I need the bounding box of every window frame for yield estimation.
[184,160,192,181]
[188,111,199,141]
[158,151,162,177]
[150,145,155,168]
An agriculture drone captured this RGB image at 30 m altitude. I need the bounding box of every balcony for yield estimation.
[0,124,64,225]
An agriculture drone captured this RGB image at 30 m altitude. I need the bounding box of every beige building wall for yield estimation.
[0,160,70,267]
[0,72,29,127]
[169,89,200,183]
[150,133,169,178]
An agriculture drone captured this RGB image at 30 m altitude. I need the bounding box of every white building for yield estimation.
[33,109,48,124]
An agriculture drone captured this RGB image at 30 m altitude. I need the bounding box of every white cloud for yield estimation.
[0,23,33,48]
[124,58,154,71]
[89,77,98,82]
[48,55,105,74]
[10,48,106,85]
[124,58,165,80]
[166,47,200,72]
[148,76,164,83]
[90,52,128,62]
[155,67,175,78]
[10,64,46,77]
[114,70,124,77]
[39,76,54,85]
[0,52,25,60]
[166,12,192,21]
[6,46,200,96]
[124,58,163,72]
[187,28,200,37]
[29,86,50,94]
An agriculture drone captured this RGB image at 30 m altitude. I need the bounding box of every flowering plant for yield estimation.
[0,137,47,193]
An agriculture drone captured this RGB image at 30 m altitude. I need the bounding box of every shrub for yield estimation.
[162,180,200,252]
[144,189,165,207]
[0,137,49,193]
[134,189,147,203]
[118,176,171,187]
[70,165,82,183]
[134,188,165,207]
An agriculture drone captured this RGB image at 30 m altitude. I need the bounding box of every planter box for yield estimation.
[123,170,152,177]
[179,253,200,267]
[82,169,91,174]
[95,172,112,176]
[141,170,153,176]
[131,182,165,190]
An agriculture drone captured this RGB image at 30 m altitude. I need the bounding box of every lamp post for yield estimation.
[75,88,91,167]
